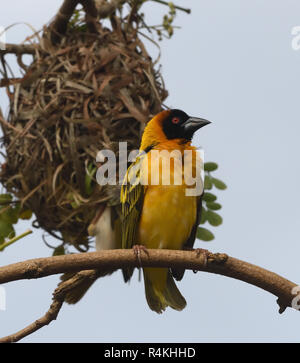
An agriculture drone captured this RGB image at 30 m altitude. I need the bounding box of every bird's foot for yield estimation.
[132,244,149,267]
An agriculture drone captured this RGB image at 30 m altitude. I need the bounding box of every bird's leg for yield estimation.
[132,244,149,267]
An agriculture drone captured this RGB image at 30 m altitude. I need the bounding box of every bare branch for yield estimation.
[0,249,299,342]
[96,0,126,19]
[48,0,100,43]
[151,0,191,14]
[48,0,81,43]
[81,0,99,33]
[0,297,64,343]
[0,43,36,55]
[0,249,298,312]
[0,270,98,343]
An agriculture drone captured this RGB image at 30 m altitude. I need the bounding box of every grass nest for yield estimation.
[0,2,168,252]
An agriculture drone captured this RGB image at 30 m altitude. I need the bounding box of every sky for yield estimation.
[1,0,300,342]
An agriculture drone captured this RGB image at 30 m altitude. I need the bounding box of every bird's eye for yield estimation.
[172,117,180,124]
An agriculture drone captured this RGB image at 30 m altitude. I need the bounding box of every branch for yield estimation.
[0,249,298,312]
[0,229,32,252]
[0,249,299,342]
[0,297,64,343]
[0,43,36,55]
[48,0,81,43]
[151,0,191,14]
[81,0,99,33]
[48,0,100,43]
[0,270,97,343]
[96,0,126,19]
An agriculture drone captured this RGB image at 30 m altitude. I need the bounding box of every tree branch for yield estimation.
[48,0,101,43]
[0,249,299,342]
[0,297,64,343]
[48,0,81,43]
[96,0,126,19]
[81,0,99,33]
[0,43,36,55]
[151,0,191,14]
[0,249,298,313]
[0,270,98,343]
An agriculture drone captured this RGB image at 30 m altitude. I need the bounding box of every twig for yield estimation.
[0,229,32,252]
[48,0,81,43]
[0,296,64,343]
[0,269,103,343]
[96,0,125,19]
[48,0,101,43]
[151,0,191,14]
[81,0,99,33]
[0,43,36,55]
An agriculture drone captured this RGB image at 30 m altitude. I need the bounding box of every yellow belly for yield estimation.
[138,185,197,250]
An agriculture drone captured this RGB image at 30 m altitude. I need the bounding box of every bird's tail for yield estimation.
[143,267,186,313]
[60,269,115,304]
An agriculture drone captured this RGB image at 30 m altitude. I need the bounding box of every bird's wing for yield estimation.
[172,193,203,281]
[120,149,150,281]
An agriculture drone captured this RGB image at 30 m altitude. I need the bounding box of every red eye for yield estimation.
[172,117,180,124]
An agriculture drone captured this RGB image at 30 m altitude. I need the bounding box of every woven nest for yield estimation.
[0,4,168,251]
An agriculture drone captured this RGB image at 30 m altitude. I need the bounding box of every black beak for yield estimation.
[182,117,211,136]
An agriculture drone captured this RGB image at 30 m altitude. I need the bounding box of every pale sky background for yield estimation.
[1,0,300,342]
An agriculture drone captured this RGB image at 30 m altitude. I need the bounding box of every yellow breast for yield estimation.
[138,146,200,250]
[138,185,196,250]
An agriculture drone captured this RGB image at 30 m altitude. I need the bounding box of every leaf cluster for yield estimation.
[197,162,227,242]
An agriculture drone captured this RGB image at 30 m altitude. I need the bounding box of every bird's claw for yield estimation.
[132,244,149,267]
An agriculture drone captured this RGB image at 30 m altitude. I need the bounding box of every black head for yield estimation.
[162,109,211,140]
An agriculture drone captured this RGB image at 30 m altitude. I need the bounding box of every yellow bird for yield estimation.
[121,109,211,313]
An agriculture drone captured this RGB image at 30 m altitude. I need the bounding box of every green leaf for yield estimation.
[52,245,65,256]
[206,202,222,211]
[202,192,217,202]
[0,207,16,224]
[196,227,215,241]
[204,162,218,172]
[204,175,213,190]
[85,163,97,196]
[206,210,223,226]
[0,202,20,225]
[212,178,227,190]
[0,220,15,238]
[19,209,33,220]
[200,207,207,224]
[0,229,32,252]
[12,203,21,223]
[0,194,12,204]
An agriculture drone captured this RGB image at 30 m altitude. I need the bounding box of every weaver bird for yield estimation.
[61,109,210,308]
[121,109,211,313]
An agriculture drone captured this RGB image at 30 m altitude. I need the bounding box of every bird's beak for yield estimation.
[182,117,211,134]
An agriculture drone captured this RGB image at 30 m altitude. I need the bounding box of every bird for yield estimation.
[60,109,210,308]
[121,109,211,313]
